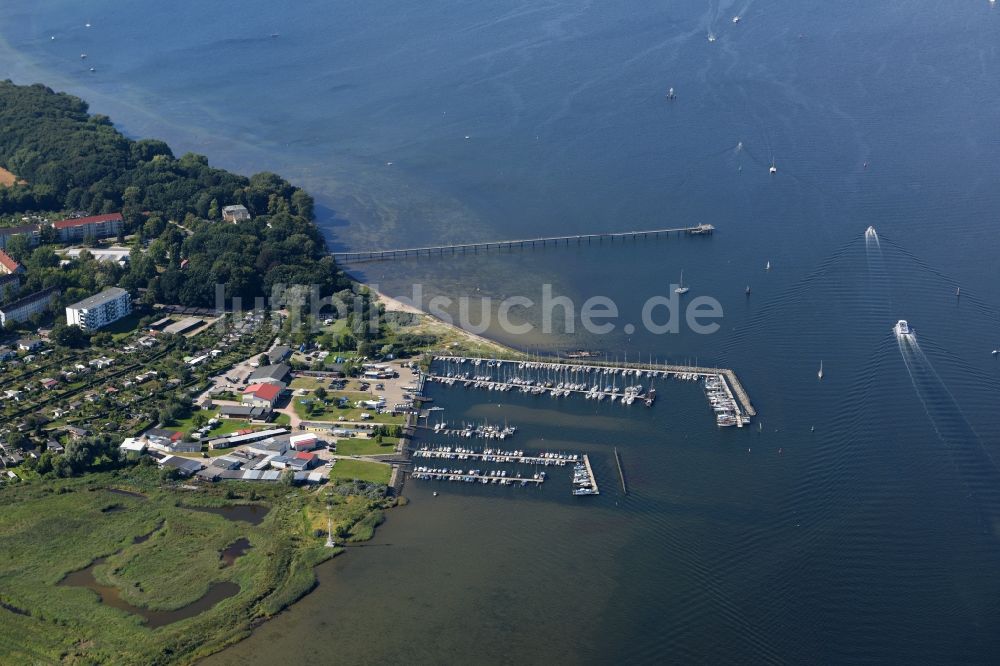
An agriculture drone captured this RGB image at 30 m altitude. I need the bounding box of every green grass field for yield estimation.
[292,394,404,425]
[0,468,395,664]
[166,414,275,441]
[288,377,330,391]
[328,459,392,485]
[334,438,397,456]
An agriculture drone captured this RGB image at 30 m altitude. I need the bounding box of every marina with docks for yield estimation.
[425,355,755,427]
[409,446,598,495]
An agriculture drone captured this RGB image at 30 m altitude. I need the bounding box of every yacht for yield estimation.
[893,319,913,337]
[675,269,690,295]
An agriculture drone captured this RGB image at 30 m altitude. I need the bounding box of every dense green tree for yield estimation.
[51,323,88,348]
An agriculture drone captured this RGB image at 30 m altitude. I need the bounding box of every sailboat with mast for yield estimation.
[675,269,690,295]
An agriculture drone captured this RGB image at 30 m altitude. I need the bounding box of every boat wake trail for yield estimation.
[896,331,1000,515]
[863,225,890,311]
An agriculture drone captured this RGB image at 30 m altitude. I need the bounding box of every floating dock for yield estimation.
[333,224,714,263]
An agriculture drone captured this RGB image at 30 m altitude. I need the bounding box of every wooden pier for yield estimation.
[333,224,715,264]
[614,447,627,495]
[576,454,600,496]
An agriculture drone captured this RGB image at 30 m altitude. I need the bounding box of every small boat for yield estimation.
[89,67,96,72]
[893,319,913,337]
[80,53,87,59]
[769,160,777,174]
[708,32,717,42]
[675,269,690,295]
[765,260,771,271]
[433,491,439,497]
[956,287,961,298]
[85,22,92,28]
[992,349,998,356]
[745,285,751,295]
[666,87,676,100]
[817,361,823,380]
[732,15,741,23]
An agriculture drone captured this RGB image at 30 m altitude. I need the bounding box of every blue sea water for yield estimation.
[3,0,1000,662]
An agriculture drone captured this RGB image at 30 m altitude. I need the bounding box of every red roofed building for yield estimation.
[53,213,123,242]
[242,383,282,410]
[294,451,320,469]
[0,249,23,275]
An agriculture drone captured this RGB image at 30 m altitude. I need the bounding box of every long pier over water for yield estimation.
[333,224,714,263]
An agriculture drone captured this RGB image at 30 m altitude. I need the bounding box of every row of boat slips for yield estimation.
[414,446,580,466]
[429,421,517,439]
[426,372,657,403]
[573,457,599,496]
[427,356,751,427]
[704,375,743,427]
[411,467,546,486]
[409,446,600,496]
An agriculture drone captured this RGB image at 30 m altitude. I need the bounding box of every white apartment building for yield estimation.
[65,287,132,331]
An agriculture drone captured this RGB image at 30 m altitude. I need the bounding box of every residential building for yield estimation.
[0,272,21,301]
[246,437,289,457]
[163,317,203,336]
[0,287,60,326]
[119,437,148,455]
[64,425,89,439]
[17,338,44,352]
[222,204,251,222]
[0,249,23,275]
[0,224,41,251]
[63,247,130,266]
[159,455,204,477]
[52,213,123,243]
[210,456,242,470]
[217,404,269,421]
[267,345,292,365]
[293,451,321,469]
[247,363,290,386]
[290,433,319,451]
[242,383,281,410]
[65,287,132,331]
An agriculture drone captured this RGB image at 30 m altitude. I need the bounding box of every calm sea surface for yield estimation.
[3,0,1000,662]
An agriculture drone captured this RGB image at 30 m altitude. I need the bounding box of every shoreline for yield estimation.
[366,284,524,359]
